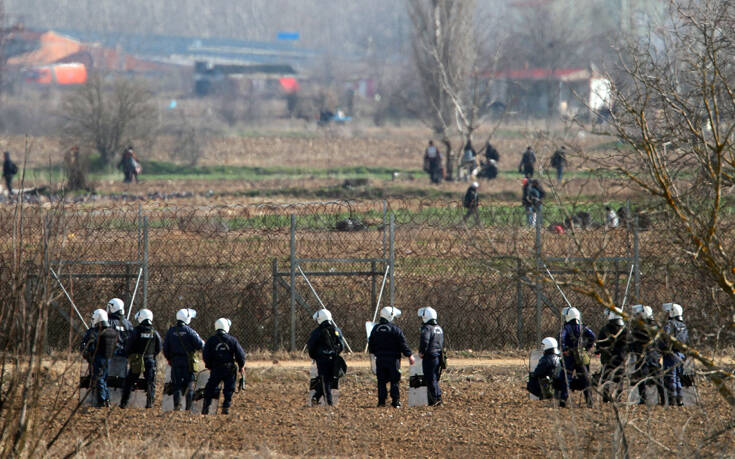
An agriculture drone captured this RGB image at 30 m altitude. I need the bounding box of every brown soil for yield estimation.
[37,357,735,458]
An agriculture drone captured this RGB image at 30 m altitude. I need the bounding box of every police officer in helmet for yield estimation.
[418,307,444,406]
[120,308,162,409]
[307,309,344,406]
[559,307,596,407]
[81,309,119,407]
[163,308,204,411]
[527,337,566,406]
[106,298,134,358]
[368,306,415,408]
[659,303,689,406]
[596,309,627,403]
[201,318,246,415]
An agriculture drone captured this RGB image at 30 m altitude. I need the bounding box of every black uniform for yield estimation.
[368,318,413,407]
[630,318,664,405]
[163,322,205,410]
[201,330,246,414]
[307,321,344,406]
[82,324,119,407]
[419,319,444,405]
[120,321,162,408]
[527,350,564,402]
[596,318,626,402]
[108,312,134,357]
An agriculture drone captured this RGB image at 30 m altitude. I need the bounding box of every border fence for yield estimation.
[0,199,726,353]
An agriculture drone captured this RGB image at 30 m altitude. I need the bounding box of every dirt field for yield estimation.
[38,356,735,458]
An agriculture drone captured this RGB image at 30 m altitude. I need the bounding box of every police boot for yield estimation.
[675,395,684,407]
[146,393,154,409]
[201,399,211,415]
[221,406,229,415]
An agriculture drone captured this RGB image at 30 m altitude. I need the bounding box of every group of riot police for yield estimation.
[528,302,690,407]
[308,305,445,408]
[80,300,245,414]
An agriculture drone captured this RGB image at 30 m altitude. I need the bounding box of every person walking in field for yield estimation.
[307,309,344,406]
[462,181,480,225]
[3,151,18,194]
[201,318,246,415]
[559,307,596,407]
[659,303,688,406]
[81,309,119,407]
[368,307,414,408]
[424,140,444,184]
[119,145,141,183]
[518,146,536,178]
[418,307,445,406]
[459,140,478,181]
[550,146,568,183]
[163,308,205,411]
[521,178,545,227]
[120,308,162,409]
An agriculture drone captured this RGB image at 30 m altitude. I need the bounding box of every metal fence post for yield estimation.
[516,257,523,346]
[272,258,279,352]
[143,216,149,309]
[371,260,376,314]
[137,203,142,261]
[382,200,387,259]
[535,205,543,343]
[389,213,395,309]
[633,216,640,303]
[289,214,296,351]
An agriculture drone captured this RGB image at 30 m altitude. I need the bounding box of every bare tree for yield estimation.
[407,0,477,180]
[586,0,735,402]
[60,73,157,167]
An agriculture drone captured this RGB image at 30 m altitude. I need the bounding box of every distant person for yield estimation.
[462,182,480,225]
[518,146,536,178]
[605,206,620,228]
[485,142,499,163]
[522,178,545,227]
[3,151,18,194]
[119,146,141,184]
[550,146,568,183]
[424,141,443,184]
[460,140,477,181]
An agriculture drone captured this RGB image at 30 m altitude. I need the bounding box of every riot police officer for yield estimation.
[163,308,204,411]
[307,309,344,406]
[630,305,664,405]
[368,307,414,408]
[527,337,566,406]
[107,298,134,357]
[660,303,689,406]
[120,309,161,409]
[202,318,246,415]
[418,307,444,406]
[559,307,596,407]
[81,309,119,407]
[596,309,626,402]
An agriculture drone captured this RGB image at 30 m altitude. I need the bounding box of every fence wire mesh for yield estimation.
[0,200,728,353]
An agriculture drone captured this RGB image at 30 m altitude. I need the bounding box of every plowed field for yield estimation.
[42,357,734,457]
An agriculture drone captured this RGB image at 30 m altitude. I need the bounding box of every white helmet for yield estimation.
[669,303,683,319]
[380,306,402,322]
[642,306,654,320]
[472,181,479,188]
[91,309,108,327]
[541,337,559,354]
[107,298,124,315]
[564,307,580,323]
[662,302,678,314]
[606,308,622,321]
[215,318,232,333]
[176,308,197,324]
[313,309,332,324]
[418,307,438,323]
[135,308,153,324]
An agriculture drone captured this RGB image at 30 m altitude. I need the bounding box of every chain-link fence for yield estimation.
[0,200,729,353]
